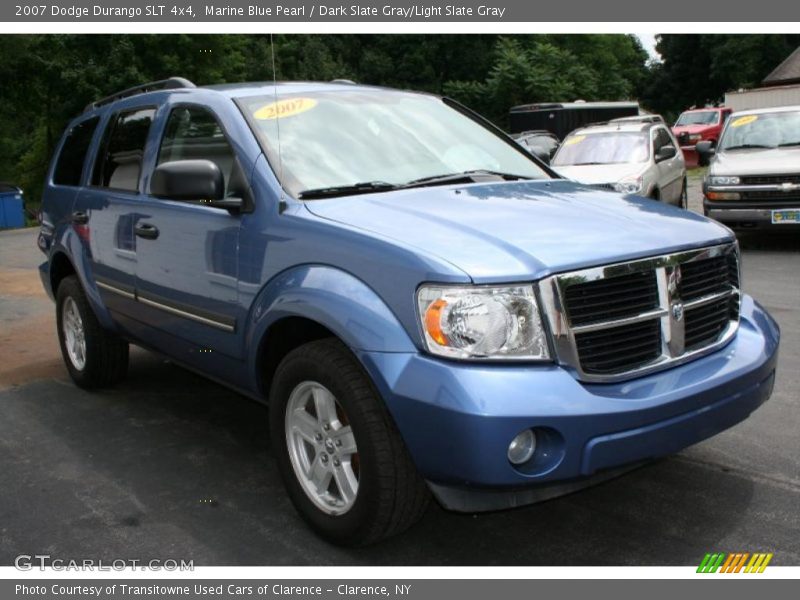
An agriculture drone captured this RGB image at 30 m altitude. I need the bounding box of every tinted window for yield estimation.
[93,108,155,191]
[157,106,240,196]
[53,117,100,186]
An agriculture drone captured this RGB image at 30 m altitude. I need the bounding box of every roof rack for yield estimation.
[330,78,356,85]
[84,77,196,112]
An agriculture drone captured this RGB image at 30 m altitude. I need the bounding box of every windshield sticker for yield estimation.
[731,115,758,128]
[564,135,586,146]
[254,98,318,120]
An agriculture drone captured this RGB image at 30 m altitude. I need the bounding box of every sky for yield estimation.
[636,33,661,62]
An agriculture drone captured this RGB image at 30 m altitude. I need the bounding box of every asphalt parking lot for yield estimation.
[1,182,798,566]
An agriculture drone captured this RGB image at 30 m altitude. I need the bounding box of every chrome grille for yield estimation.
[538,243,740,382]
[740,174,800,186]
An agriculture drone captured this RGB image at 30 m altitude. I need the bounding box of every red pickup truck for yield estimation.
[672,107,732,166]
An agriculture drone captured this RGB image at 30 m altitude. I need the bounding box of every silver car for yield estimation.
[699,105,800,229]
[551,116,687,207]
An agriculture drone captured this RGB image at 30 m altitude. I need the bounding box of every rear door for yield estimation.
[131,104,244,361]
[72,107,156,318]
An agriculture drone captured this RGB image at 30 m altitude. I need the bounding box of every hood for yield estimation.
[672,124,714,135]
[304,180,732,283]
[552,163,646,185]
[711,147,800,177]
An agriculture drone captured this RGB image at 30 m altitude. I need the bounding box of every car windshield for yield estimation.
[719,110,800,151]
[551,132,649,166]
[675,111,719,126]
[238,90,550,197]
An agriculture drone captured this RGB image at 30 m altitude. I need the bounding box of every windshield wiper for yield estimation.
[400,169,532,189]
[297,181,397,200]
[778,141,800,147]
[724,144,773,151]
[569,161,607,166]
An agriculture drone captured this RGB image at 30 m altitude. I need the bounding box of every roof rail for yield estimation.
[84,77,196,112]
[330,78,356,85]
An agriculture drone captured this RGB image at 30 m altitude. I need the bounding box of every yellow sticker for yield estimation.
[254,97,318,120]
[731,115,758,128]
[564,135,586,146]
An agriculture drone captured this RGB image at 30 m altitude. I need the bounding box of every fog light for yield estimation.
[507,429,536,465]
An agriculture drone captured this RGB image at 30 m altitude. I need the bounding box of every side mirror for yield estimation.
[695,140,715,159]
[151,160,239,210]
[655,144,677,162]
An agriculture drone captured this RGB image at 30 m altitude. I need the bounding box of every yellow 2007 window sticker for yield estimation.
[254,97,318,120]
[564,135,586,146]
[731,115,758,128]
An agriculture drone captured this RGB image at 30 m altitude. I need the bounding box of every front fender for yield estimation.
[244,264,418,384]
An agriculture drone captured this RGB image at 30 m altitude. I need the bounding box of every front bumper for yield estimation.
[705,205,800,228]
[357,294,779,511]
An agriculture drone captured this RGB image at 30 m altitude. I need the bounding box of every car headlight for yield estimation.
[417,285,550,360]
[614,176,643,195]
[708,176,740,186]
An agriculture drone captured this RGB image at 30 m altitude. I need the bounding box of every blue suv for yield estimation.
[38,78,780,545]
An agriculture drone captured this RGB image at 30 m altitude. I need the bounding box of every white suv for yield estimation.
[551,116,687,207]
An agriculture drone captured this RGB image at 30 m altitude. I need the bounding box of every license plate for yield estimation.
[771,209,800,224]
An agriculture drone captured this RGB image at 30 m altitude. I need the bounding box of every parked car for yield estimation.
[672,107,732,166]
[551,116,687,206]
[39,78,779,545]
[699,105,800,229]
[510,130,560,162]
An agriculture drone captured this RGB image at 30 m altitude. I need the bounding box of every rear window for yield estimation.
[53,117,100,186]
[92,108,156,192]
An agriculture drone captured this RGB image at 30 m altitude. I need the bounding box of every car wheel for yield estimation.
[269,338,430,546]
[649,188,661,201]
[680,178,688,209]
[56,275,129,389]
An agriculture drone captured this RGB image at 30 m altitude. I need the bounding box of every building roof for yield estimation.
[763,46,800,87]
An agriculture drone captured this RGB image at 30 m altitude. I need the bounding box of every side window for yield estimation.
[92,108,156,192]
[53,117,100,186]
[157,106,241,197]
[653,128,671,152]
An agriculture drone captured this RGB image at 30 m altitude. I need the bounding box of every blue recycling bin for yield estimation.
[0,184,25,229]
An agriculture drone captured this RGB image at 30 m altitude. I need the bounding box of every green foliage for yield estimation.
[640,34,800,121]
[4,33,794,209]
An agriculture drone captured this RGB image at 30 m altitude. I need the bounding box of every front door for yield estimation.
[131,105,244,362]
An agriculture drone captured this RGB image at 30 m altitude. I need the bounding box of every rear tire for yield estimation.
[269,338,430,546]
[56,275,129,389]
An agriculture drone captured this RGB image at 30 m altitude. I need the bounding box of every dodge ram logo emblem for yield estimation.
[672,303,685,322]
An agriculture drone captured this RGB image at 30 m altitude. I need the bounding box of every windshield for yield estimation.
[719,110,800,151]
[675,111,719,126]
[238,90,549,197]
[552,132,649,166]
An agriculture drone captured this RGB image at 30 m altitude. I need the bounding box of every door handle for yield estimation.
[71,211,89,224]
[134,223,159,240]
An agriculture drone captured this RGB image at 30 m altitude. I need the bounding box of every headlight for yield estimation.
[614,176,643,195]
[709,176,740,186]
[417,285,550,360]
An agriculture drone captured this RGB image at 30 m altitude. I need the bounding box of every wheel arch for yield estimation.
[245,264,418,397]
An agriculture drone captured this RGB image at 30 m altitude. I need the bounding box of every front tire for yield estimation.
[269,338,429,546]
[56,275,129,389]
